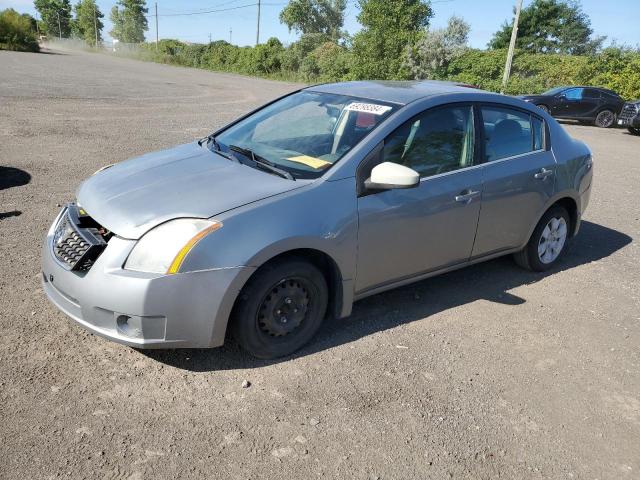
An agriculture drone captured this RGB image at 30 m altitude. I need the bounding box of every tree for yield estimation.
[0,9,39,52]
[254,37,285,74]
[110,0,148,44]
[351,0,433,80]
[279,0,346,40]
[404,15,469,79]
[489,0,605,55]
[34,0,72,38]
[72,0,103,46]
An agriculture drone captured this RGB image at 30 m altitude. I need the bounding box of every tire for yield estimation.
[230,258,328,359]
[513,206,570,272]
[537,104,550,114]
[628,127,640,136]
[594,109,615,128]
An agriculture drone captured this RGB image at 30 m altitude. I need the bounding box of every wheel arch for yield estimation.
[553,197,579,237]
[210,245,352,349]
[526,194,580,245]
[236,244,350,321]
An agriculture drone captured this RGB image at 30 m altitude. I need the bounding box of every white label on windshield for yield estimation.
[346,102,392,115]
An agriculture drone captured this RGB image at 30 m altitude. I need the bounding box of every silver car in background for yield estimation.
[42,81,593,358]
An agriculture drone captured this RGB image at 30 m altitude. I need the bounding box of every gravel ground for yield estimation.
[1,48,639,480]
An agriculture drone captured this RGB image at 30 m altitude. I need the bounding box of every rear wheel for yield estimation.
[514,206,570,272]
[628,127,640,136]
[231,258,328,359]
[595,109,615,128]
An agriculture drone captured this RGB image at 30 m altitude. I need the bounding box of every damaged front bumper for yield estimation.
[41,207,254,348]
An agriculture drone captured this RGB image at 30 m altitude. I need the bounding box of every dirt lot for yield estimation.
[1,48,639,480]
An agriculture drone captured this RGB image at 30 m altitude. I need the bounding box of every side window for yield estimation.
[532,116,544,151]
[564,88,584,100]
[481,106,544,162]
[382,105,474,178]
[583,88,601,99]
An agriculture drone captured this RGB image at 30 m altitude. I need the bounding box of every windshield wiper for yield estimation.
[202,136,241,163]
[228,144,294,180]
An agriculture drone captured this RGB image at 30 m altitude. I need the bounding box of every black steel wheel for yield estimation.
[231,258,328,359]
[595,109,615,128]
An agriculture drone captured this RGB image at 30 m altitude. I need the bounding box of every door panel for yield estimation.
[579,89,603,118]
[356,168,483,292]
[561,88,584,117]
[472,151,556,256]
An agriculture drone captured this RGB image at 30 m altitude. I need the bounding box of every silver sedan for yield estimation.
[42,81,593,358]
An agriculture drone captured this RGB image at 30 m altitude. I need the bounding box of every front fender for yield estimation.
[181,177,357,272]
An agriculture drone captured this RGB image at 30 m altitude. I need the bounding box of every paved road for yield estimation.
[1,49,639,480]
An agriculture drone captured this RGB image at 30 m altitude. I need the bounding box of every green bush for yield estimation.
[0,9,39,52]
[128,38,640,100]
[576,47,640,101]
[446,48,639,99]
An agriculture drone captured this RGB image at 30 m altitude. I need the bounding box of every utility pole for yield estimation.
[155,2,159,51]
[255,0,260,46]
[209,32,212,43]
[93,3,98,47]
[501,0,523,93]
[56,11,62,39]
[229,27,232,44]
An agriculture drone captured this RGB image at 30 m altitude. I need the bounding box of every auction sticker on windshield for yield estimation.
[345,103,393,115]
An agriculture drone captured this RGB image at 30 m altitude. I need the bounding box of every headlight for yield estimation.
[124,218,222,274]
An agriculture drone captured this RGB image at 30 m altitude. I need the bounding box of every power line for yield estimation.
[159,0,251,15]
[146,3,259,18]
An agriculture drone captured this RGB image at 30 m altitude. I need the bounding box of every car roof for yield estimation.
[306,80,483,106]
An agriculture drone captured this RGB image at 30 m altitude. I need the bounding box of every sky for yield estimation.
[1,0,639,48]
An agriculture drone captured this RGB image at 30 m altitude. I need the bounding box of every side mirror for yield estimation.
[365,162,420,190]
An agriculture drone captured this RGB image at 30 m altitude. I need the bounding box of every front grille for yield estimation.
[52,205,109,272]
[619,104,638,122]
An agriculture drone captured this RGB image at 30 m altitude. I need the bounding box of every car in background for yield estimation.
[519,86,624,128]
[617,100,640,135]
[41,81,593,358]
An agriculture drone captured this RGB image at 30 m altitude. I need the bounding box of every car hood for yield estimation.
[77,142,309,239]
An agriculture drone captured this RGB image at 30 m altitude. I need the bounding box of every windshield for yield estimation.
[542,86,567,96]
[211,91,397,179]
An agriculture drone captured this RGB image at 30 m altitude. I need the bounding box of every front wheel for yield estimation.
[628,127,640,136]
[513,206,570,272]
[230,258,328,359]
[537,104,550,114]
[595,109,616,128]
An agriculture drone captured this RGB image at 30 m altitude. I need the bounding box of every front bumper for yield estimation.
[617,106,640,127]
[41,209,254,348]
[617,117,640,127]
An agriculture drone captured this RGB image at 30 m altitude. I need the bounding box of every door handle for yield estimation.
[455,190,480,203]
[534,168,554,180]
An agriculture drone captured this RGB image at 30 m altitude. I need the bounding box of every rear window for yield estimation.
[481,106,545,162]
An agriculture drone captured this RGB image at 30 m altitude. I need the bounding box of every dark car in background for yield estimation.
[617,100,640,135]
[519,86,625,128]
